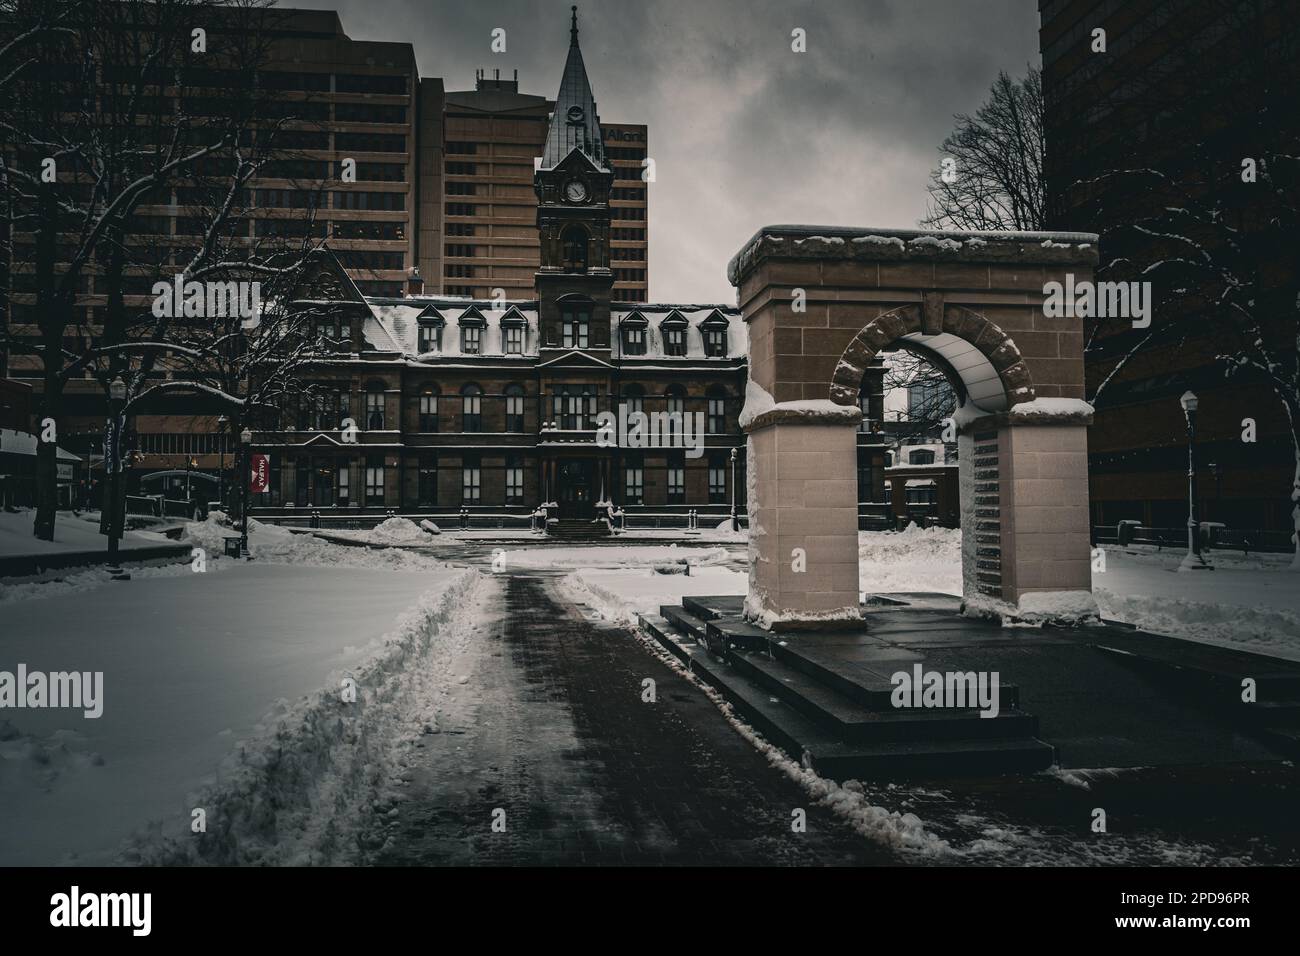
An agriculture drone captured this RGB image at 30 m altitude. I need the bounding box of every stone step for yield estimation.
[729,649,1040,743]
[677,645,1054,779]
[770,639,1021,713]
[681,594,744,621]
[659,605,709,643]
[703,615,772,654]
[638,612,709,669]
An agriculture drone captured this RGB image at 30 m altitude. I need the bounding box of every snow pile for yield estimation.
[122,568,481,865]
[561,566,746,627]
[0,508,170,557]
[181,513,451,571]
[852,234,905,248]
[0,556,230,605]
[858,525,962,596]
[368,516,434,545]
[909,235,962,251]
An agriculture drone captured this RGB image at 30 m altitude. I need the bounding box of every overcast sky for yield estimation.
[328,0,1041,303]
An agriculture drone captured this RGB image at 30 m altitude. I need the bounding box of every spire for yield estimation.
[540,5,608,172]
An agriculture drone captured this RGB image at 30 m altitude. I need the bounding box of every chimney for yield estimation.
[406,267,424,297]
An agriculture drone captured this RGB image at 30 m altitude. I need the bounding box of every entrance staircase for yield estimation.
[546,518,612,541]
[640,596,1056,779]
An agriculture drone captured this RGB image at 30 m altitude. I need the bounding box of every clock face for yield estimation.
[564,179,588,203]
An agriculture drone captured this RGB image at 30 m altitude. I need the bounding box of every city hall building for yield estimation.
[251,12,746,527]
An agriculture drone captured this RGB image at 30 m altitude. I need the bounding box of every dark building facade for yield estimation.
[251,11,733,525]
[1039,0,1300,538]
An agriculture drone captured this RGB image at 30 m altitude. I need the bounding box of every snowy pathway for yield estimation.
[0,563,462,865]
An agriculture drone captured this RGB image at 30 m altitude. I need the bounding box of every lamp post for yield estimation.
[217,414,228,511]
[730,446,739,532]
[1179,390,1212,571]
[239,426,252,557]
[106,376,129,580]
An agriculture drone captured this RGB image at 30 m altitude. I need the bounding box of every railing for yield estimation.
[124,494,199,519]
[1091,523,1293,555]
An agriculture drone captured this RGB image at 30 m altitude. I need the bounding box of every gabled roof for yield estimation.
[659,309,688,327]
[499,305,529,325]
[619,310,648,327]
[699,308,730,327]
[538,349,615,370]
[457,305,486,325]
[416,305,445,325]
[539,8,609,173]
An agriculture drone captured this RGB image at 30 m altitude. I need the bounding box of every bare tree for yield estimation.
[922,68,1046,232]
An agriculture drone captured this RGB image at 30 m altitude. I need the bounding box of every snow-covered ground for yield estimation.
[0,508,171,556]
[560,527,1300,662]
[1,515,479,865]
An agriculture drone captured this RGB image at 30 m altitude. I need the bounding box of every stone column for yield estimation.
[743,404,862,630]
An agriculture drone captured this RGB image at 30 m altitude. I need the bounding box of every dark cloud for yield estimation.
[329,0,1040,302]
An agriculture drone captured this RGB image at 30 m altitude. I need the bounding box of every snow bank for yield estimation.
[0,508,169,557]
[500,545,732,572]
[859,525,962,596]
[368,516,435,545]
[122,568,481,865]
[560,566,746,627]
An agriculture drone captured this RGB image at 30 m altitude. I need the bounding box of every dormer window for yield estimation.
[701,311,729,357]
[661,313,688,357]
[416,307,444,353]
[500,308,527,355]
[459,308,485,354]
[621,312,648,355]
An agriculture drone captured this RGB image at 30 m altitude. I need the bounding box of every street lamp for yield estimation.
[1178,390,1212,571]
[729,446,739,532]
[106,376,130,581]
[216,414,229,510]
[239,426,252,557]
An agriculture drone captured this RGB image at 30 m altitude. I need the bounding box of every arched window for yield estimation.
[561,226,588,273]
[365,381,386,430]
[706,386,728,435]
[461,383,482,432]
[560,297,591,349]
[418,385,439,432]
[504,384,525,432]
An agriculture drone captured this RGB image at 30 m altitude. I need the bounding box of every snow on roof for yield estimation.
[0,428,80,461]
[361,297,745,361]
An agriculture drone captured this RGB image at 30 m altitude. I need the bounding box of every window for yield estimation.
[703,326,727,357]
[857,449,874,504]
[561,301,590,349]
[418,455,438,507]
[461,384,482,432]
[365,383,385,430]
[624,454,644,505]
[623,325,646,355]
[665,386,685,440]
[622,384,644,417]
[663,326,686,357]
[909,448,936,465]
[561,226,588,272]
[337,462,350,506]
[708,453,727,504]
[504,324,524,355]
[505,455,524,505]
[365,454,385,505]
[418,388,439,432]
[505,385,525,432]
[461,324,481,354]
[462,454,481,504]
[553,384,597,430]
[666,453,685,505]
[858,383,874,433]
[418,320,441,352]
[707,389,727,435]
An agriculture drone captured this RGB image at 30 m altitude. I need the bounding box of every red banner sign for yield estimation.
[249,453,270,493]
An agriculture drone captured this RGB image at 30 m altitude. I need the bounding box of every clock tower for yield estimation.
[534,6,615,351]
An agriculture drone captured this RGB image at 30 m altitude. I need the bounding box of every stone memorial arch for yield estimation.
[727,226,1100,629]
